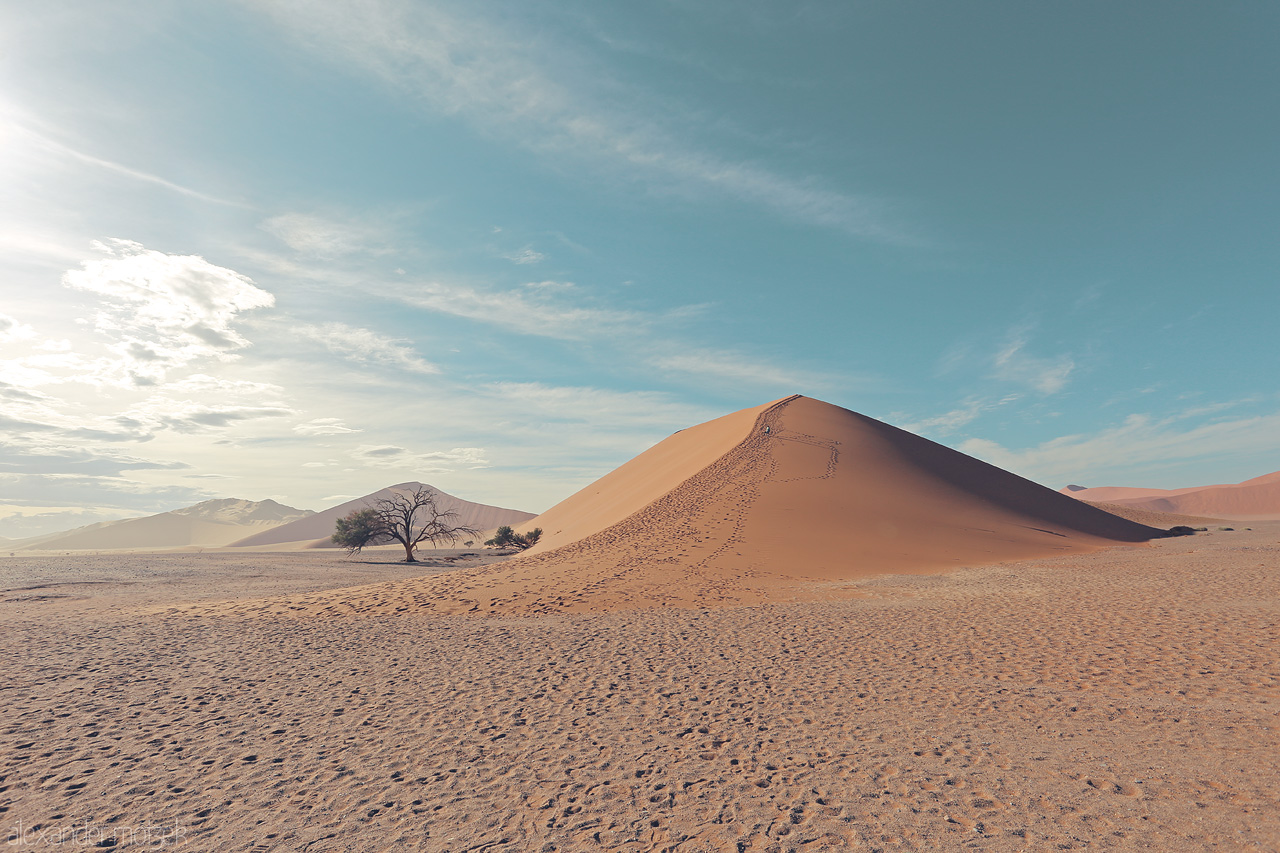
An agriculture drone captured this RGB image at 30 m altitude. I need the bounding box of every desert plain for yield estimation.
[1,531,1277,852]
[3,396,1279,851]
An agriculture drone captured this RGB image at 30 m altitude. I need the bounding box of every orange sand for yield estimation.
[1080,501,1222,529]
[2,527,1278,851]
[1066,471,1280,520]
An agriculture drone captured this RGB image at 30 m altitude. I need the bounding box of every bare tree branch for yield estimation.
[332,485,479,562]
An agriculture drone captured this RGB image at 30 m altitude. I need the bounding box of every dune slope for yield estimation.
[249,396,1162,617]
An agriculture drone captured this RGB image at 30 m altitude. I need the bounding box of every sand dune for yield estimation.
[235,396,1164,617]
[521,400,774,554]
[227,482,536,549]
[1065,470,1280,519]
[1080,501,1222,529]
[14,499,312,552]
[1061,483,1206,502]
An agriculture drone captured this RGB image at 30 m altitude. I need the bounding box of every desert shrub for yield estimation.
[484,526,543,550]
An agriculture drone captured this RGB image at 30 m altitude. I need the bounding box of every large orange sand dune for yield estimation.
[241,396,1162,617]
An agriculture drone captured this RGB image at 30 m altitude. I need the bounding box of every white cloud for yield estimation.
[400,279,641,340]
[0,471,210,526]
[960,409,1280,486]
[261,213,386,257]
[295,322,440,375]
[0,381,52,403]
[137,401,294,432]
[117,375,294,434]
[484,381,717,430]
[991,328,1074,394]
[504,246,545,265]
[294,417,362,436]
[248,0,900,240]
[0,312,36,343]
[898,395,1021,437]
[352,443,488,471]
[62,239,275,386]
[0,369,292,459]
[650,347,816,390]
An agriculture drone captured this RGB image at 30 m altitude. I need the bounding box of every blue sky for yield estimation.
[2,0,1277,537]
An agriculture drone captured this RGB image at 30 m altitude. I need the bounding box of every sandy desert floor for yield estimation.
[2,528,1278,851]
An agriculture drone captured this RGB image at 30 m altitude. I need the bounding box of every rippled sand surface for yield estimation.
[2,528,1278,851]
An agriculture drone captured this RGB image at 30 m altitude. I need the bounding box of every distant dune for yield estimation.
[226,482,537,549]
[1063,471,1280,520]
[17,498,313,552]
[1080,501,1222,529]
[253,395,1164,617]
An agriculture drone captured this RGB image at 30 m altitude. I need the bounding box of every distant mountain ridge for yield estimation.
[229,482,537,549]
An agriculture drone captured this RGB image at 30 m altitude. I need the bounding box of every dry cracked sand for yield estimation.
[2,527,1279,852]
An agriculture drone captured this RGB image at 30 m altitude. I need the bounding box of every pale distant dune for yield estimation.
[226,482,536,549]
[1064,470,1280,519]
[13,499,313,552]
[222,396,1165,618]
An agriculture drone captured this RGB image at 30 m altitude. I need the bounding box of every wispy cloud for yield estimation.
[399,279,642,340]
[483,382,717,430]
[649,347,817,390]
[294,417,361,436]
[247,0,900,239]
[2,101,247,208]
[261,212,391,257]
[295,322,440,375]
[0,312,36,343]
[0,372,293,471]
[0,472,211,525]
[351,443,488,472]
[960,409,1280,486]
[112,375,294,436]
[504,246,546,265]
[898,395,1021,437]
[522,280,575,292]
[991,326,1074,394]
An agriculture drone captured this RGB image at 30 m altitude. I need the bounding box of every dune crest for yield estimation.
[237,396,1163,617]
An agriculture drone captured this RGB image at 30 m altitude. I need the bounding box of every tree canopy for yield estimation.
[484,525,542,550]
[331,486,479,562]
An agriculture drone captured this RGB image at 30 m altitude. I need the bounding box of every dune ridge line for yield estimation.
[192,395,1166,619]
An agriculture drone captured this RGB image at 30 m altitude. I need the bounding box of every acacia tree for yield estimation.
[332,486,479,562]
[484,525,543,550]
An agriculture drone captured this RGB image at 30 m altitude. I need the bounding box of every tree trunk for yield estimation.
[402,541,417,562]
